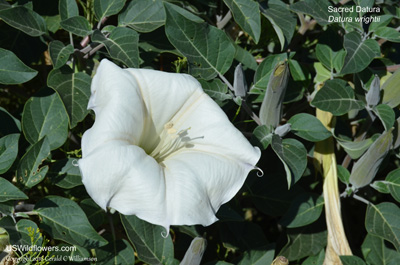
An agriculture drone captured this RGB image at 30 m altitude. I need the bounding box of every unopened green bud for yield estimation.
[366,75,380,107]
[349,128,393,189]
[259,61,289,128]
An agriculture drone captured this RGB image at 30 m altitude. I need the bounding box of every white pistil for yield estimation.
[150,122,191,163]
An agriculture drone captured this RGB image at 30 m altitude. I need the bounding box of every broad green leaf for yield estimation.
[252,53,288,92]
[252,125,273,150]
[49,41,74,69]
[288,113,331,142]
[336,136,376,160]
[337,165,351,185]
[0,177,27,202]
[223,0,261,43]
[198,79,232,102]
[59,0,79,21]
[60,16,92,37]
[0,6,47,36]
[340,255,366,265]
[121,214,174,265]
[118,0,165,32]
[44,15,61,34]
[316,44,335,70]
[271,136,307,187]
[259,62,289,128]
[96,239,135,265]
[302,249,324,265]
[180,237,207,265]
[92,27,139,68]
[234,45,257,71]
[374,27,400,43]
[0,134,19,174]
[341,31,380,75]
[0,48,37,85]
[94,0,126,20]
[279,224,327,261]
[22,88,69,150]
[48,158,82,189]
[47,67,91,128]
[164,2,235,80]
[237,245,275,265]
[365,202,400,251]
[0,107,21,137]
[16,219,42,247]
[373,104,395,131]
[313,62,331,84]
[288,60,306,82]
[385,169,400,203]
[260,0,296,50]
[80,198,106,229]
[333,50,346,73]
[311,79,364,116]
[290,0,338,25]
[370,180,390,194]
[369,15,393,32]
[350,129,393,189]
[0,216,21,245]
[16,137,50,189]
[362,234,400,265]
[382,68,400,108]
[35,196,108,248]
[280,193,324,228]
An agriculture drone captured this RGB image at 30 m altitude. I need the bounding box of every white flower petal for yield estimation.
[79,59,261,232]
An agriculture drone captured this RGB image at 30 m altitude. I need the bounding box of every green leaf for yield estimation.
[280,193,324,228]
[199,79,231,102]
[313,62,331,84]
[16,219,42,247]
[259,62,289,128]
[382,68,400,108]
[49,41,74,69]
[260,0,296,50]
[311,79,364,116]
[223,0,261,43]
[290,0,338,26]
[252,125,273,150]
[373,104,395,131]
[370,180,390,194]
[336,136,376,160]
[288,113,331,142]
[0,216,21,245]
[0,177,27,202]
[234,45,257,71]
[22,88,69,150]
[0,48,37,85]
[365,202,400,251]
[96,239,135,265]
[0,134,19,174]
[47,67,91,128]
[368,15,393,32]
[337,165,351,185]
[279,224,327,261]
[288,59,306,82]
[271,136,307,187]
[45,15,61,33]
[80,198,106,229]
[316,44,335,70]
[340,31,380,75]
[48,158,82,189]
[35,196,108,248]
[16,137,50,189]
[0,6,47,36]
[92,27,139,68]
[121,214,174,265]
[362,234,400,265]
[374,27,400,43]
[385,168,400,203]
[237,245,275,265]
[302,249,325,265]
[340,255,366,265]
[350,129,393,189]
[60,16,92,37]
[118,0,165,32]
[94,0,126,20]
[164,2,235,80]
[59,0,79,21]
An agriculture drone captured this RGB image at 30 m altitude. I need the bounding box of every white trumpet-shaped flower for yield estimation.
[78,59,261,232]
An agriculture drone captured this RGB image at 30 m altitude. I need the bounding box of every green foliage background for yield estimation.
[1,0,400,264]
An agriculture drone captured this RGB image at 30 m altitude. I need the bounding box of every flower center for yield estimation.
[149,122,192,163]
